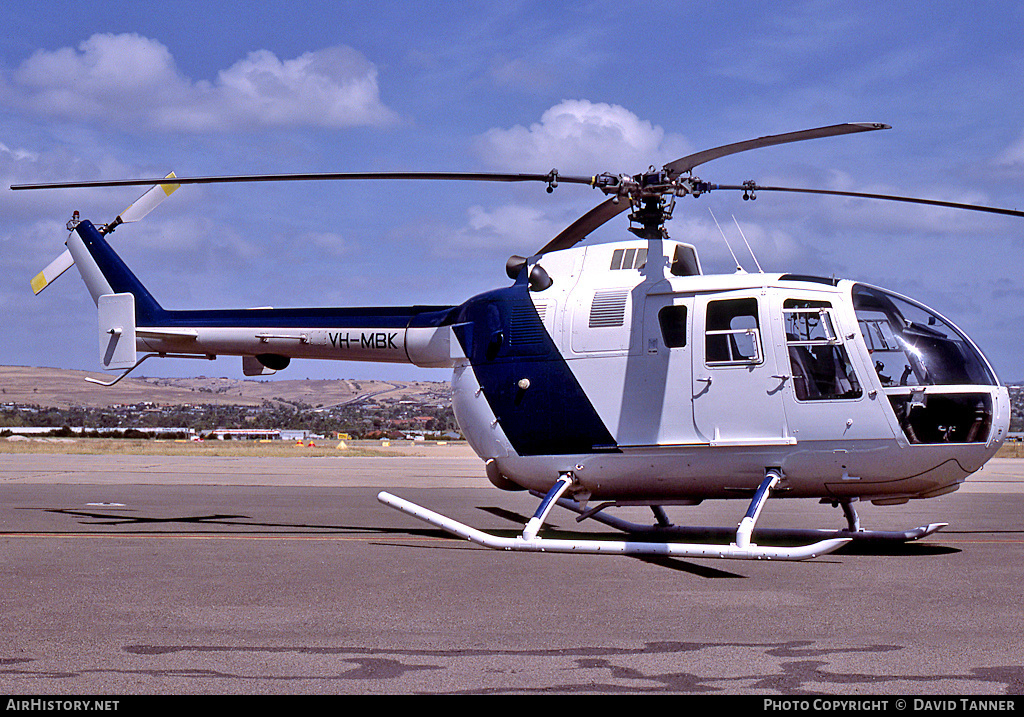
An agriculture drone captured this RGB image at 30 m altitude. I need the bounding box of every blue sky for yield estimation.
[3,0,1023,382]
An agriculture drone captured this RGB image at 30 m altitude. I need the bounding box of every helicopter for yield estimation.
[13,122,1023,561]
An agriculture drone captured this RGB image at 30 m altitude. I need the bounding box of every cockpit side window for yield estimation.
[783,299,862,400]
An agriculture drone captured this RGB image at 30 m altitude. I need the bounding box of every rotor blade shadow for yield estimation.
[40,507,448,539]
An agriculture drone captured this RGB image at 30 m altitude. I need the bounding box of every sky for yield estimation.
[2,0,1024,384]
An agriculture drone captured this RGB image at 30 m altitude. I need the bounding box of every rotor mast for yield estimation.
[627,195,673,240]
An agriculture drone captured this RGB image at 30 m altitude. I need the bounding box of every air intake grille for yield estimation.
[589,290,628,328]
[510,303,547,345]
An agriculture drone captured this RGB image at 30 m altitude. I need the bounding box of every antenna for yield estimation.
[733,215,764,273]
[708,207,745,273]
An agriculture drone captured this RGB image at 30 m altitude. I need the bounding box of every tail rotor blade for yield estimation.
[31,246,74,295]
[108,172,180,230]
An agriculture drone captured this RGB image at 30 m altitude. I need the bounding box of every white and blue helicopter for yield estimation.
[15,122,1023,561]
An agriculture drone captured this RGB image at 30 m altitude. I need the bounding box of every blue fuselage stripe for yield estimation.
[453,282,618,456]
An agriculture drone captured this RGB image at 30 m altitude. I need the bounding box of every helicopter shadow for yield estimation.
[37,507,450,540]
[41,505,742,577]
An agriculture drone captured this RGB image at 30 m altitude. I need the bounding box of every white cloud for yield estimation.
[0,141,39,163]
[446,203,564,255]
[302,231,350,258]
[8,33,398,132]
[488,56,557,93]
[662,210,813,275]
[0,140,170,224]
[995,130,1024,172]
[474,99,693,174]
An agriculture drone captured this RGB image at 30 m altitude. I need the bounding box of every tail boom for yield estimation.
[69,219,461,371]
[133,317,461,368]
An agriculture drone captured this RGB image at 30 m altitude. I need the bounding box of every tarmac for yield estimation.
[1,446,1023,695]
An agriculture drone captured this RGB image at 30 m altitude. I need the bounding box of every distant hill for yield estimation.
[0,366,449,409]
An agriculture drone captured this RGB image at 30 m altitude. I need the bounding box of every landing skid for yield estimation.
[377,469,851,562]
[549,497,947,544]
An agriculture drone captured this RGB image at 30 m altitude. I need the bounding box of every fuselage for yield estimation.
[70,220,1009,505]
[448,238,1009,505]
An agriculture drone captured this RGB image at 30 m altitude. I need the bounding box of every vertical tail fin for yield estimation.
[67,220,166,325]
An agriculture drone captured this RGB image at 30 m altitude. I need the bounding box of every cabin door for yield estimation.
[621,293,702,445]
[691,294,792,445]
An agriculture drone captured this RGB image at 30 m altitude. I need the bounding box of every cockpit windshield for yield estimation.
[852,284,996,387]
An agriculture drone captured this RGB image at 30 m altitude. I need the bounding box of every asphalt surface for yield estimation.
[1,449,1023,695]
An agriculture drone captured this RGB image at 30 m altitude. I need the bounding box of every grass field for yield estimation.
[0,365,450,409]
[0,436,470,458]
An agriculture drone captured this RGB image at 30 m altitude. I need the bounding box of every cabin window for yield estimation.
[783,299,862,400]
[610,247,647,271]
[705,298,761,365]
[670,245,701,276]
[887,392,992,443]
[658,305,687,348]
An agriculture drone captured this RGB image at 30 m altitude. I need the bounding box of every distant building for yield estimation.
[209,428,281,441]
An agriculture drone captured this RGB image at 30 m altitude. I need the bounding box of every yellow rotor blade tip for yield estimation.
[31,272,48,295]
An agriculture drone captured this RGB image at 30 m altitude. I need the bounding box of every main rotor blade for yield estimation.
[664,123,890,177]
[11,171,594,191]
[535,123,892,255]
[715,183,1024,218]
[536,197,630,255]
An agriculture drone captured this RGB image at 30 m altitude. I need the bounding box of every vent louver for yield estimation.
[589,291,628,328]
[511,303,548,344]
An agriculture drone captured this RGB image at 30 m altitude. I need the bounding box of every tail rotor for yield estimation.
[30,173,179,295]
